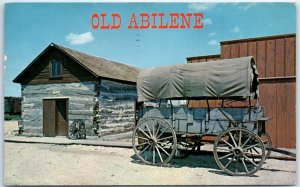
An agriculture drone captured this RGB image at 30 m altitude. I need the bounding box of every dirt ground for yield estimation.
[4,121,297,185]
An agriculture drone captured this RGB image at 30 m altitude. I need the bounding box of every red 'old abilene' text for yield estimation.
[91,13,204,29]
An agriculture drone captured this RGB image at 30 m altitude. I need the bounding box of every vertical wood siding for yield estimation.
[221,35,296,77]
[220,34,296,148]
[186,55,221,63]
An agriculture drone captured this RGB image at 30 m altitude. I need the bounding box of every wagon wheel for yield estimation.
[69,120,86,140]
[213,128,265,176]
[260,132,272,159]
[132,117,177,165]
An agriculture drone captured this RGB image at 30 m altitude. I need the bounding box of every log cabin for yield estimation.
[13,43,139,138]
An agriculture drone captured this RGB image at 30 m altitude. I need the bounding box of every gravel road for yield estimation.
[4,121,296,185]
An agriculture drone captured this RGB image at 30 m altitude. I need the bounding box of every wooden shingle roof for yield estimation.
[14,43,140,84]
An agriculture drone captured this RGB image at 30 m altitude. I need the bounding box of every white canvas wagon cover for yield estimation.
[137,56,259,102]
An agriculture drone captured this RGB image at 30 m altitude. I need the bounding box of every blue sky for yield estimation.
[4,2,296,96]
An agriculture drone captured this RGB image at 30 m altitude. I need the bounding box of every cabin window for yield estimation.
[50,60,62,78]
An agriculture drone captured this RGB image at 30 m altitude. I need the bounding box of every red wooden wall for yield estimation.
[186,54,221,63]
[187,33,296,148]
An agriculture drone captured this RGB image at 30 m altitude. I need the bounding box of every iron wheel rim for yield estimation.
[132,117,177,166]
[213,127,266,176]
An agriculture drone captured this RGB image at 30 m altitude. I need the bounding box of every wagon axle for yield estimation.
[233,147,244,157]
[149,137,158,145]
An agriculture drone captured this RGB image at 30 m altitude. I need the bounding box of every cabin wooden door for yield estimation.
[56,100,68,136]
[43,99,68,137]
[43,100,56,137]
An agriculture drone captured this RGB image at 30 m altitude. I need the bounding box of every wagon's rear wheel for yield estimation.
[132,117,177,165]
[213,128,265,176]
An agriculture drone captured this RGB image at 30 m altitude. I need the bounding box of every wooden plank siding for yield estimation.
[285,37,296,76]
[186,54,221,63]
[257,41,266,77]
[19,47,97,84]
[259,78,296,148]
[220,34,296,78]
[266,39,276,77]
[221,44,231,59]
[230,43,239,58]
[187,33,296,148]
[286,81,296,147]
[239,42,248,57]
[220,34,296,148]
[275,38,285,77]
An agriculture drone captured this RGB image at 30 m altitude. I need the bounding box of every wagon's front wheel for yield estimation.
[132,117,177,166]
[213,128,265,176]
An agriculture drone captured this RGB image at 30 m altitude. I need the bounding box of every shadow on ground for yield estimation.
[130,150,293,177]
[131,150,220,170]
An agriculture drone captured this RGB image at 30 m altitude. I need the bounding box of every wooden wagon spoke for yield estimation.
[145,123,153,137]
[152,119,156,137]
[157,136,174,142]
[153,147,156,164]
[138,127,151,139]
[245,152,263,157]
[228,131,238,147]
[135,136,149,141]
[155,146,164,162]
[243,143,261,151]
[241,158,249,173]
[156,127,169,139]
[241,134,252,148]
[154,121,161,137]
[135,141,149,147]
[216,147,231,152]
[220,138,234,148]
[145,145,153,161]
[146,145,154,160]
[243,155,258,167]
[139,144,151,155]
[157,144,170,156]
[219,152,234,160]
[238,130,242,147]
[224,157,234,169]
[251,147,261,155]
[235,158,239,173]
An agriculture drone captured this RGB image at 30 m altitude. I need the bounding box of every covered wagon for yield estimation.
[132,56,272,176]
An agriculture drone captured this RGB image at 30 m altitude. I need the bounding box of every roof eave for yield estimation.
[220,33,296,44]
[98,76,137,85]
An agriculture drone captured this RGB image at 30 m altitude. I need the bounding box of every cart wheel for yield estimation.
[260,132,272,159]
[213,128,265,176]
[69,120,86,140]
[132,117,177,165]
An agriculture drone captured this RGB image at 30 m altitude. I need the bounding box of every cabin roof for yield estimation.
[13,43,140,84]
